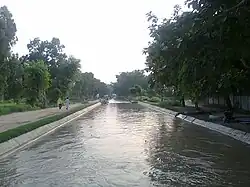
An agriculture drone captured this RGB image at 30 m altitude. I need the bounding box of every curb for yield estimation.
[0,102,101,159]
[139,102,250,145]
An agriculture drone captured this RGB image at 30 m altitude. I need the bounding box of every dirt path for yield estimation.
[0,103,82,133]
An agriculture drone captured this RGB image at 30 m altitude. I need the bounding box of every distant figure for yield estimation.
[96,93,99,99]
[65,97,70,110]
[57,97,63,109]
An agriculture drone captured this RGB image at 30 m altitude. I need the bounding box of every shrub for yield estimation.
[0,103,37,116]
[139,96,149,101]
[148,96,161,103]
[158,100,181,108]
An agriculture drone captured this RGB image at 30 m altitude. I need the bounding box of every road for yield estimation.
[0,101,250,186]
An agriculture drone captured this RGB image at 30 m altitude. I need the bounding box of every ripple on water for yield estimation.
[1,104,250,187]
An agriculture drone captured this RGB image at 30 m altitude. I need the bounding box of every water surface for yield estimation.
[0,102,250,186]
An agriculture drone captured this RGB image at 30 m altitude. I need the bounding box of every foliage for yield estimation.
[148,96,161,103]
[0,102,37,116]
[113,70,148,96]
[158,100,181,108]
[129,87,137,95]
[70,72,111,101]
[25,38,81,99]
[23,61,51,106]
[0,6,17,100]
[144,1,250,109]
[0,5,109,108]
[4,54,24,101]
[134,85,142,96]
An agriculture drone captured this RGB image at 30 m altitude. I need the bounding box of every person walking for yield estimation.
[57,97,63,109]
[65,97,70,110]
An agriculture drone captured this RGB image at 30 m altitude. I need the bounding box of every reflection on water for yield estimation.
[1,103,250,187]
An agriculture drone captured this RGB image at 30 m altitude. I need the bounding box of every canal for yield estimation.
[1,102,250,187]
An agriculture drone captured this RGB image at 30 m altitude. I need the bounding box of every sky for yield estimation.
[1,0,185,83]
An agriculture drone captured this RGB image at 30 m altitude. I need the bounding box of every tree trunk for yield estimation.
[194,101,199,110]
[225,95,233,110]
[0,85,5,101]
[180,95,185,107]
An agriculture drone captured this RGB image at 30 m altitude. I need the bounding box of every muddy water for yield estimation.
[0,102,250,187]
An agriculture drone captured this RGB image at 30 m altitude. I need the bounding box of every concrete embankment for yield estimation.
[0,102,101,158]
[139,102,250,145]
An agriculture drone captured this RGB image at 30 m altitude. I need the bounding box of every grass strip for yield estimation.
[0,102,98,144]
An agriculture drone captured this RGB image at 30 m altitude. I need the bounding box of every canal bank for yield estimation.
[0,102,101,158]
[139,102,250,145]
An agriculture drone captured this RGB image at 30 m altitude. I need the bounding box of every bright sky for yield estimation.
[1,0,185,83]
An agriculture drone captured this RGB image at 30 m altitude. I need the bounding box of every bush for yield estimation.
[0,103,37,116]
[158,100,181,108]
[148,96,161,103]
[138,96,149,101]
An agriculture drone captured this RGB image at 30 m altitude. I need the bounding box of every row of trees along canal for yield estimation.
[0,6,111,109]
[143,0,250,110]
[112,70,175,104]
[113,0,250,111]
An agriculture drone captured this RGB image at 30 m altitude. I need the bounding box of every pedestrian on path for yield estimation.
[57,97,63,109]
[65,97,70,110]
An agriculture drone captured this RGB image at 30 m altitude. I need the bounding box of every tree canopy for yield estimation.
[143,0,250,108]
[0,6,17,100]
[112,70,148,96]
[70,72,111,101]
[0,5,109,107]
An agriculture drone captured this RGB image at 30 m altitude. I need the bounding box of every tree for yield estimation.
[25,38,81,102]
[134,85,142,96]
[113,70,148,96]
[129,87,137,96]
[0,5,110,107]
[70,72,110,101]
[0,6,17,100]
[5,54,24,101]
[144,1,250,109]
[55,55,81,97]
[23,61,51,106]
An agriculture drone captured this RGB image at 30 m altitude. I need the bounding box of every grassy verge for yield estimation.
[0,102,98,144]
[0,102,39,116]
[139,97,183,111]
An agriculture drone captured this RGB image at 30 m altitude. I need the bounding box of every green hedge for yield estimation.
[0,102,97,144]
[138,96,161,103]
[0,103,38,116]
[158,100,181,108]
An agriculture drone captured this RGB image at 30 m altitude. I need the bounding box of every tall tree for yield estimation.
[70,72,110,101]
[113,70,148,96]
[26,38,81,102]
[5,54,24,101]
[23,61,51,106]
[144,1,250,109]
[0,6,17,100]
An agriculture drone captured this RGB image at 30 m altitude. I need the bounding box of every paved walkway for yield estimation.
[0,103,83,133]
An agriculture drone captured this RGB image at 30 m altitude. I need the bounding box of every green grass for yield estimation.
[0,102,38,116]
[139,96,181,107]
[0,102,98,144]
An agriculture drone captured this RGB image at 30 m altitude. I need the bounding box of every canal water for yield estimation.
[1,102,250,187]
